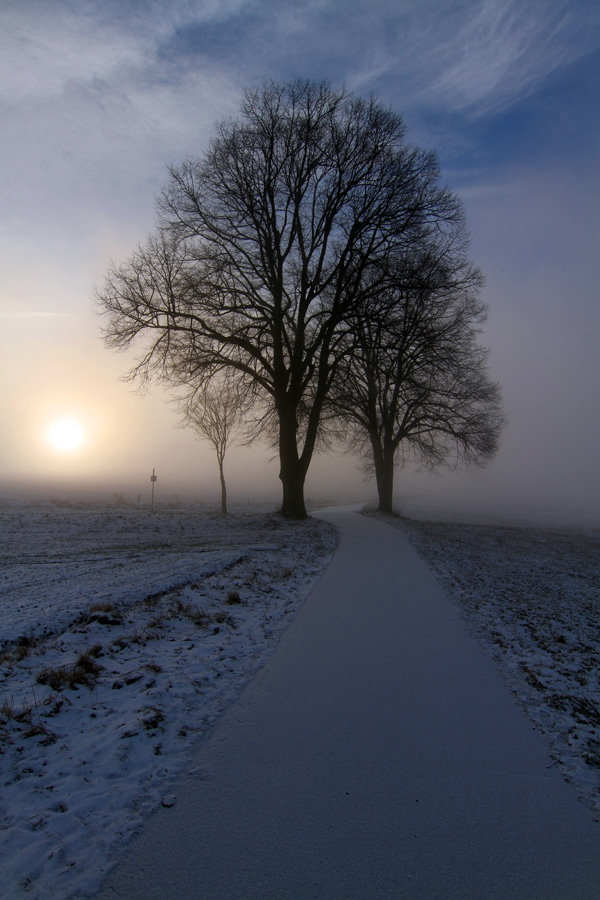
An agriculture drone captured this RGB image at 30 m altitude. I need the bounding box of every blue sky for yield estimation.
[1,0,599,521]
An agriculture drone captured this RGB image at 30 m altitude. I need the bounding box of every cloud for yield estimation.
[0,0,251,104]
[0,1,246,237]
[422,0,600,115]
[0,0,597,519]
[1,3,142,104]
[4,0,597,172]
[339,0,600,118]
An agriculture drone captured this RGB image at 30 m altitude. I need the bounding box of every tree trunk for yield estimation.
[280,466,307,519]
[278,403,308,519]
[218,458,227,515]
[371,435,395,515]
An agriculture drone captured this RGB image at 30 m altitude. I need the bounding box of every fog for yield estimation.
[3,169,597,529]
[2,439,598,529]
[1,1,598,530]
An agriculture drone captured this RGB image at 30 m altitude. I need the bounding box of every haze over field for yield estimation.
[1,1,598,524]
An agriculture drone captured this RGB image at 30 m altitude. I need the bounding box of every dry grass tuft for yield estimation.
[174,600,213,628]
[1,692,59,742]
[37,646,103,691]
[0,633,40,665]
[0,695,16,723]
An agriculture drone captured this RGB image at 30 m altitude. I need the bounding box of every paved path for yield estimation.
[97,507,599,899]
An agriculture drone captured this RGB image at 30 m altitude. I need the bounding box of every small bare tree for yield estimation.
[183,379,247,514]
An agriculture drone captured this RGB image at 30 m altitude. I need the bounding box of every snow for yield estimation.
[2,500,599,898]
[382,513,600,817]
[94,506,600,900]
[0,500,336,899]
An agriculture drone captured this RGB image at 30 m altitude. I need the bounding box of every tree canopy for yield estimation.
[333,246,503,513]
[98,79,502,517]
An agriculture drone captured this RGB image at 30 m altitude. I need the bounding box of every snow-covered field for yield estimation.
[0,500,336,899]
[385,514,600,818]
[2,500,599,899]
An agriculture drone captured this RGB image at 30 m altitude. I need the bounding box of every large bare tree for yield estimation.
[97,80,468,518]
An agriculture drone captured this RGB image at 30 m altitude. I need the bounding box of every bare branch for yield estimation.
[97,79,502,518]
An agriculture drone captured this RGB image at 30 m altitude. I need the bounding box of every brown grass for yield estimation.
[37,645,103,691]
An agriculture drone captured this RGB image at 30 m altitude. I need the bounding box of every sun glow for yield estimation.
[47,418,85,452]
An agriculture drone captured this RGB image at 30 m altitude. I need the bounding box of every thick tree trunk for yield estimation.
[280,466,307,519]
[371,435,395,515]
[278,404,308,519]
[376,462,395,514]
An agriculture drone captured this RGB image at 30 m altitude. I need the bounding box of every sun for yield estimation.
[47,418,85,452]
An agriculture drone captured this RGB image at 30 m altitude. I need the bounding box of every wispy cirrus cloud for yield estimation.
[0,0,246,226]
[342,0,600,118]
[421,0,600,115]
[3,0,597,159]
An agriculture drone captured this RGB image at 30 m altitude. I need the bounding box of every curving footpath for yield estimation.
[96,506,600,899]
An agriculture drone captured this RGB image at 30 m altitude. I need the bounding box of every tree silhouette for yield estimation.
[183,378,248,514]
[98,79,491,517]
[335,248,504,513]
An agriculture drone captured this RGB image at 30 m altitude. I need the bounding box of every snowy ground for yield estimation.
[381,513,600,818]
[2,501,599,899]
[0,500,336,900]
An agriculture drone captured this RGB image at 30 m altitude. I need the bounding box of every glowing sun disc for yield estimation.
[48,418,84,451]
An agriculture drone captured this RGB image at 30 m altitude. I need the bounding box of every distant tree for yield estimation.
[182,378,248,514]
[334,246,504,514]
[97,79,474,518]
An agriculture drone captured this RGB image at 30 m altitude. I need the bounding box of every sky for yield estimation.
[0,0,599,523]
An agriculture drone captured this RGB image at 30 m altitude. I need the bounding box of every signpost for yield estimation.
[150,468,157,512]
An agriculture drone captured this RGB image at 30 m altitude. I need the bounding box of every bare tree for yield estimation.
[97,79,469,518]
[183,378,247,514]
[334,247,504,514]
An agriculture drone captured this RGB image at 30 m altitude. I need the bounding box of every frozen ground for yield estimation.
[382,513,600,818]
[0,500,336,900]
[2,501,599,898]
